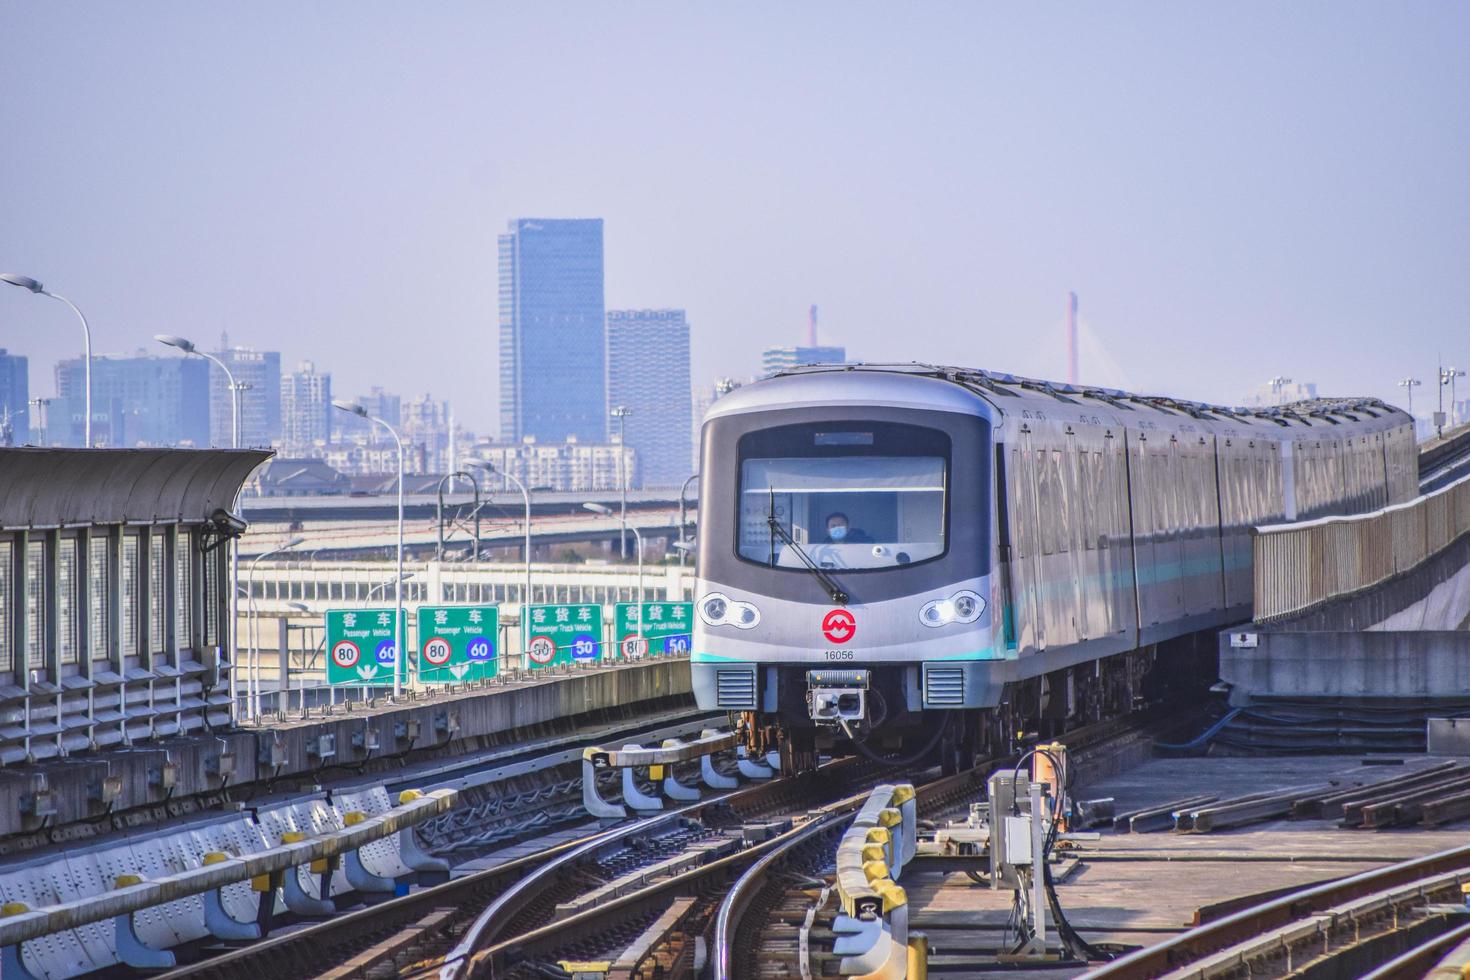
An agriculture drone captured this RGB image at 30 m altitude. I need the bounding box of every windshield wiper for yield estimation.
[766,512,849,605]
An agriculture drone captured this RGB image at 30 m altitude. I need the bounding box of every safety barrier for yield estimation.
[1253,473,1470,623]
[0,785,454,980]
[581,730,779,819]
[831,783,920,979]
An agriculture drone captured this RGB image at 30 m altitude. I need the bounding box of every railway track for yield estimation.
[715,709,1168,980]
[448,709,1161,979]
[1079,840,1470,980]
[161,707,1163,979]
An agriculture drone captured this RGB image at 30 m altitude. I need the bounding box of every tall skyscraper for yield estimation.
[761,344,846,378]
[55,353,209,447]
[606,309,693,488]
[0,349,29,446]
[498,218,606,443]
[208,341,281,448]
[280,360,332,448]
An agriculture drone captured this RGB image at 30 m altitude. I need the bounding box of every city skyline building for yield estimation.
[1240,379,1319,408]
[55,352,209,447]
[760,344,846,378]
[606,309,693,488]
[401,393,452,473]
[280,359,332,448]
[471,435,635,493]
[207,339,281,448]
[498,218,607,443]
[0,349,29,446]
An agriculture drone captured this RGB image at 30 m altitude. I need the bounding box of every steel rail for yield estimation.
[710,707,1196,980]
[440,754,885,978]
[154,714,728,980]
[1081,842,1470,980]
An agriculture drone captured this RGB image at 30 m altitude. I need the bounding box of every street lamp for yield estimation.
[585,501,642,624]
[434,470,481,562]
[1267,376,1293,407]
[1398,377,1423,421]
[158,333,250,706]
[155,335,244,448]
[678,473,699,569]
[610,405,633,559]
[246,536,305,721]
[1440,366,1466,434]
[2,274,93,446]
[466,459,533,664]
[334,400,407,697]
[27,398,50,445]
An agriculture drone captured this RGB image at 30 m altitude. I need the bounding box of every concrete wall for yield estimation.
[1220,629,1470,705]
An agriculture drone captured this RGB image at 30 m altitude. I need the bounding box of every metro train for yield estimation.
[690,364,1417,773]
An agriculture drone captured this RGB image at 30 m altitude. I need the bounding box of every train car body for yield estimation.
[690,364,1415,770]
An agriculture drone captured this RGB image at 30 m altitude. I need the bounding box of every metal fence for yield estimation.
[1253,474,1470,623]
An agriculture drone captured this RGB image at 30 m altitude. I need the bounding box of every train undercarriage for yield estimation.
[735,632,1218,775]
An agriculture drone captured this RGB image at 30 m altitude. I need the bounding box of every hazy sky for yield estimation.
[3,3,1468,435]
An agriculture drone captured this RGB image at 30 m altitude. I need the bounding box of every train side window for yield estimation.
[0,541,11,673]
[24,539,46,670]
[59,537,78,666]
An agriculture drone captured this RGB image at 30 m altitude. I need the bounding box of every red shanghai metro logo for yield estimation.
[821,609,856,644]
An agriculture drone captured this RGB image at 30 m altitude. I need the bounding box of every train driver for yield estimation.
[822,512,873,544]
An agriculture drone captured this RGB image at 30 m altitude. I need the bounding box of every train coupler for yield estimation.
[805,669,870,724]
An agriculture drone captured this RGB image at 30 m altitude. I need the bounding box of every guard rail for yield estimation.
[0,785,454,979]
[831,783,919,979]
[582,729,777,819]
[1254,473,1470,622]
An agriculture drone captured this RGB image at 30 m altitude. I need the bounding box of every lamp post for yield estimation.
[2,274,93,446]
[585,501,642,622]
[245,536,304,721]
[1399,377,1423,421]
[610,406,633,559]
[335,400,406,697]
[434,470,481,561]
[678,472,699,569]
[1448,368,1467,428]
[27,398,50,445]
[1267,376,1293,407]
[157,333,248,706]
[1439,365,1466,436]
[467,459,532,665]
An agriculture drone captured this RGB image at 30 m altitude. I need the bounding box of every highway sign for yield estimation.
[326,608,398,686]
[613,602,694,659]
[524,603,603,668]
[416,604,500,683]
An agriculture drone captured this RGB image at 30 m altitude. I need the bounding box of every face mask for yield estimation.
[829,525,848,541]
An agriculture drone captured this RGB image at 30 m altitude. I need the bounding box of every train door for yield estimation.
[1008,432,1045,654]
[1104,429,1138,645]
[1127,431,1161,628]
[1159,436,1187,621]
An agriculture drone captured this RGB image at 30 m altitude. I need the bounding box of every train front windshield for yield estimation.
[737,422,949,570]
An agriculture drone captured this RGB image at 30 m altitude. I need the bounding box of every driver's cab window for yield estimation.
[736,422,950,571]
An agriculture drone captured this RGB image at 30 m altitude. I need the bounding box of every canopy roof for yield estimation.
[0,448,271,530]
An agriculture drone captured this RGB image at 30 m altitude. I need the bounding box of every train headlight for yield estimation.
[920,590,985,628]
[699,594,761,629]
[699,594,730,625]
